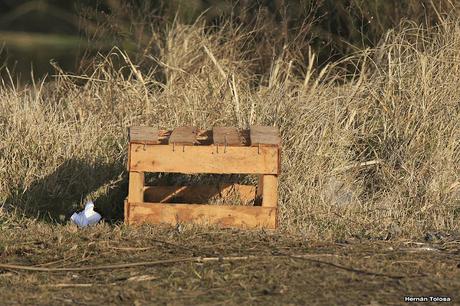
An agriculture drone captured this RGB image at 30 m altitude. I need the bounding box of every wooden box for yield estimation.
[125,126,281,229]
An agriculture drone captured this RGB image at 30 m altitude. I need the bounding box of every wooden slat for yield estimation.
[257,175,264,198]
[212,127,242,146]
[128,172,144,203]
[250,125,281,146]
[129,126,159,144]
[129,144,279,174]
[143,184,256,204]
[261,175,278,207]
[126,202,277,229]
[169,126,197,145]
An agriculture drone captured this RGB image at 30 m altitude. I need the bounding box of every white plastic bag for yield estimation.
[71,201,101,228]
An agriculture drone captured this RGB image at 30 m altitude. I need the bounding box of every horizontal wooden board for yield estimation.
[143,184,256,204]
[250,125,281,146]
[129,144,279,174]
[126,202,277,229]
[212,127,242,146]
[169,126,197,145]
[129,126,159,144]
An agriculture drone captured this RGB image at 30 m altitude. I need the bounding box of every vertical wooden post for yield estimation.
[128,171,144,203]
[256,174,264,198]
[262,175,278,207]
[124,200,130,225]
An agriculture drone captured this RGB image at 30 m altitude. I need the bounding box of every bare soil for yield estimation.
[0,224,459,305]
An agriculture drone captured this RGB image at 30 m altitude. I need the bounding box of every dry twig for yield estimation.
[0,253,412,280]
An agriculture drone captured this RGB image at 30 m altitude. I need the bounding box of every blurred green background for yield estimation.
[0,0,455,82]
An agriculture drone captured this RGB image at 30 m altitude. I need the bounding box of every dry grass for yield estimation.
[0,223,459,304]
[0,17,459,240]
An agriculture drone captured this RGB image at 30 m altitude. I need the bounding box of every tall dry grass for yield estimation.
[0,17,458,239]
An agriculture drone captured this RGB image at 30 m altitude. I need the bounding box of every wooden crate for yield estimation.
[125,125,281,229]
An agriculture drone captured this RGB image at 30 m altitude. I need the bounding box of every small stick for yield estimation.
[0,253,414,279]
[108,246,156,251]
[202,44,227,80]
[0,256,259,273]
[0,257,199,272]
[42,283,97,288]
[35,255,77,267]
[290,255,407,279]
[159,186,187,203]
[0,256,263,273]
[332,159,382,172]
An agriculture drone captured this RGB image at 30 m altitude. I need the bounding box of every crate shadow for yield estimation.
[4,158,259,224]
[4,158,128,224]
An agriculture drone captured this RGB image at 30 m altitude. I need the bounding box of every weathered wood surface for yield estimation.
[257,175,264,198]
[143,184,256,204]
[128,126,283,147]
[212,127,242,146]
[128,171,144,203]
[126,202,277,229]
[126,125,281,229]
[129,126,159,144]
[261,175,279,207]
[129,144,279,174]
[124,200,130,224]
[169,126,197,145]
[249,125,281,146]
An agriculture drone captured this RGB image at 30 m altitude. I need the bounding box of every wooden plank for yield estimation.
[213,127,242,146]
[250,125,281,146]
[169,126,197,145]
[124,199,130,224]
[126,202,277,229]
[127,143,131,171]
[129,126,159,144]
[262,175,278,207]
[128,172,144,203]
[143,184,256,204]
[129,144,279,174]
[256,175,264,198]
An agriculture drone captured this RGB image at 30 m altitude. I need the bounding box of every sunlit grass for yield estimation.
[0,12,459,240]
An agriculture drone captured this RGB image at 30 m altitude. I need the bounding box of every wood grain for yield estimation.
[143,184,256,204]
[261,175,278,207]
[250,125,281,146]
[126,125,281,229]
[129,144,279,174]
[257,174,264,198]
[212,127,242,146]
[129,126,159,144]
[169,126,197,145]
[128,171,144,203]
[126,202,277,229]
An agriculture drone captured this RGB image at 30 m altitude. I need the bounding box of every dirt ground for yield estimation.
[0,223,459,305]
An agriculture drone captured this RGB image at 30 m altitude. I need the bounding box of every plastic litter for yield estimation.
[70,201,102,228]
